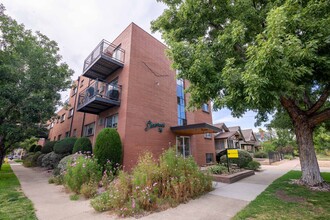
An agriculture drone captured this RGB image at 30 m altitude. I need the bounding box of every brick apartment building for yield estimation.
[47,23,220,170]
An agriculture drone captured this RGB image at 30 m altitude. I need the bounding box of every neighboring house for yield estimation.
[214,123,244,153]
[240,129,260,152]
[47,23,220,170]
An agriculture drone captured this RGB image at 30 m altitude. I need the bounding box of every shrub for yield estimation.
[41,141,56,154]
[64,156,102,193]
[247,161,261,171]
[48,175,64,185]
[41,152,66,169]
[284,154,293,160]
[209,164,228,175]
[23,151,42,167]
[94,128,122,168]
[73,137,92,154]
[37,154,46,167]
[53,154,77,176]
[91,148,212,217]
[254,151,268,158]
[220,149,253,168]
[54,137,77,154]
[34,145,42,152]
[80,180,98,198]
[29,144,36,153]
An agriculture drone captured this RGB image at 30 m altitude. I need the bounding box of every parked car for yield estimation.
[7,155,14,160]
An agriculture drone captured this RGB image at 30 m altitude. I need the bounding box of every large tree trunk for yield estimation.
[294,120,323,186]
[280,96,324,186]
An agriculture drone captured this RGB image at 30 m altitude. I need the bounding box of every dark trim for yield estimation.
[171,123,221,135]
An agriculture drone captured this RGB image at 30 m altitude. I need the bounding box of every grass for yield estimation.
[14,159,23,163]
[234,171,330,220]
[0,164,37,219]
[317,154,330,161]
[70,194,80,201]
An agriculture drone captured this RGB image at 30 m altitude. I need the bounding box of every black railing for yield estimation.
[268,151,284,164]
[77,80,120,109]
[83,40,125,72]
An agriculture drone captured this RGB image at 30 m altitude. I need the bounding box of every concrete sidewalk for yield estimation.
[10,159,300,220]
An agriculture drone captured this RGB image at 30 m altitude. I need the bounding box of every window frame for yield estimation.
[202,103,209,113]
[84,123,95,137]
[60,113,66,122]
[105,114,119,128]
[68,108,74,118]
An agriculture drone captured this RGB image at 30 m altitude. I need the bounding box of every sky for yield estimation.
[2,0,269,132]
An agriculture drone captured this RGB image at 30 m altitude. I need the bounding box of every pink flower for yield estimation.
[153,182,157,187]
[132,199,136,209]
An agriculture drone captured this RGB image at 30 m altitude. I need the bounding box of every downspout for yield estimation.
[69,76,80,136]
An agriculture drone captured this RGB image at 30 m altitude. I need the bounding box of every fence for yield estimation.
[268,151,284,164]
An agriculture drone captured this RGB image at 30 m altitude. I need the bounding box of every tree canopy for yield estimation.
[0,5,73,168]
[152,0,330,186]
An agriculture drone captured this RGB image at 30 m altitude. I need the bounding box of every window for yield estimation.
[204,133,212,139]
[50,122,54,129]
[68,108,74,118]
[72,129,77,137]
[106,114,118,128]
[84,123,95,136]
[72,86,77,96]
[58,134,62,140]
[206,153,214,163]
[176,71,186,125]
[202,103,209,112]
[65,131,70,138]
[98,118,104,126]
[60,114,65,122]
[80,79,84,88]
[53,136,56,141]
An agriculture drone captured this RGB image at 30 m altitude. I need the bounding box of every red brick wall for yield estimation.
[47,23,216,170]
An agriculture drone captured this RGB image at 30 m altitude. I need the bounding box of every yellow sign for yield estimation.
[227,149,239,158]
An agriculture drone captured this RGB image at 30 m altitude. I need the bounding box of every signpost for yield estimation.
[227,149,239,158]
[226,149,239,172]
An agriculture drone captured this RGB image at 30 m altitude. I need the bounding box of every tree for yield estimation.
[94,128,122,169]
[152,0,330,186]
[0,5,73,169]
[314,124,330,154]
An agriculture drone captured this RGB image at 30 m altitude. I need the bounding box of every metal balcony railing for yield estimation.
[83,40,125,79]
[77,79,121,114]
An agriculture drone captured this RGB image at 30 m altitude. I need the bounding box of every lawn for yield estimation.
[317,154,330,161]
[234,171,330,220]
[0,164,37,220]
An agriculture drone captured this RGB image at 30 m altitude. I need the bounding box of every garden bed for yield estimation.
[212,169,255,184]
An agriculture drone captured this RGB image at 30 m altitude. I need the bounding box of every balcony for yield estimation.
[77,80,121,114]
[83,40,125,80]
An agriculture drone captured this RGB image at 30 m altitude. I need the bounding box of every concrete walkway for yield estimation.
[10,159,300,220]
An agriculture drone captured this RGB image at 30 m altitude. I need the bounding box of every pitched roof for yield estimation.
[241,129,256,142]
[228,126,240,132]
[227,126,245,141]
[213,123,229,132]
[214,131,238,139]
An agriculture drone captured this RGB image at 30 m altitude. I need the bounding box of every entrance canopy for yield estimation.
[171,123,221,136]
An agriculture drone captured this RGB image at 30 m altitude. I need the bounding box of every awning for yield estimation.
[170,123,221,135]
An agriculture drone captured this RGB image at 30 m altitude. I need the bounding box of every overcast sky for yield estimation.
[3,0,268,132]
